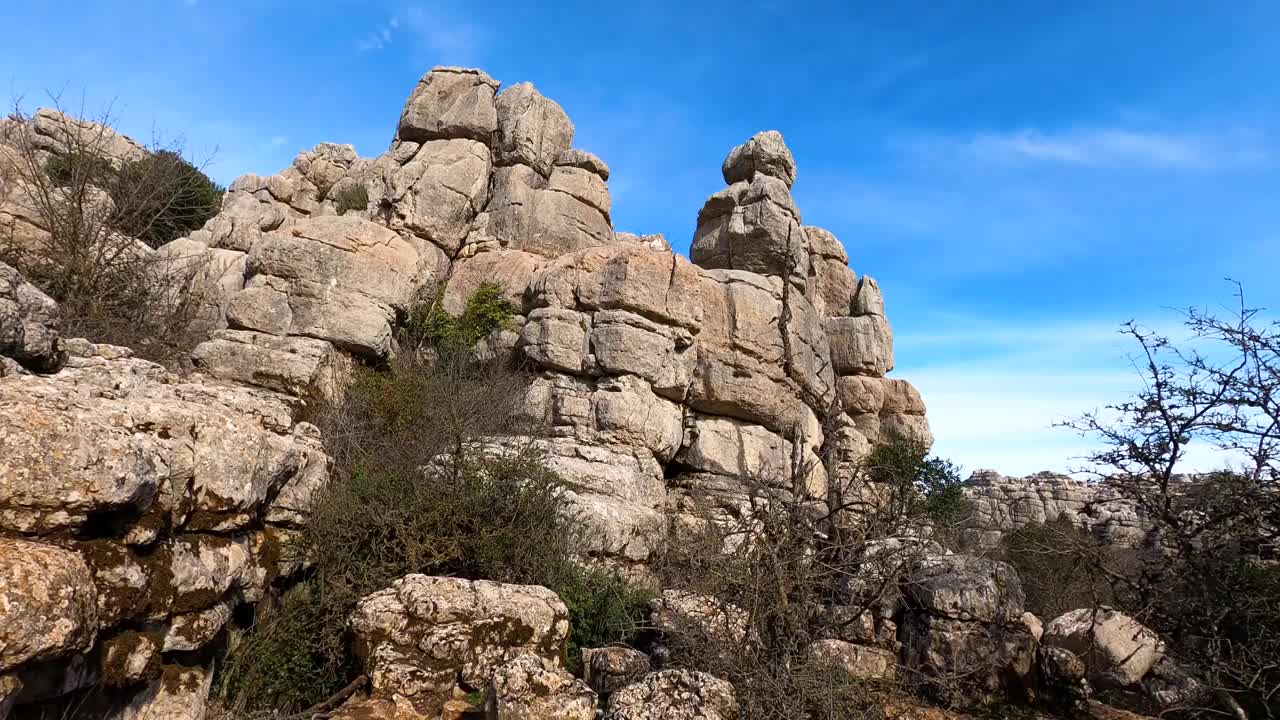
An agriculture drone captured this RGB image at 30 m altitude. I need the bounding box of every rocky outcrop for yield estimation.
[486,653,597,720]
[604,670,738,720]
[0,260,63,374]
[0,65,939,717]
[349,575,570,715]
[960,471,1150,547]
[0,336,327,713]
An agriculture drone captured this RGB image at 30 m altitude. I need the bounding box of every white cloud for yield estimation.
[962,127,1269,170]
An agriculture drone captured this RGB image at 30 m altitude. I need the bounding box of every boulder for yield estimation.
[614,231,671,252]
[555,148,610,179]
[375,137,492,255]
[1043,608,1164,689]
[826,314,894,377]
[691,173,806,284]
[443,249,544,316]
[0,539,97,672]
[234,215,435,357]
[722,130,797,188]
[486,653,597,720]
[806,639,898,681]
[191,329,352,401]
[475,164,612,259]
[0,260,63,374]
[30,108,147,169]
[397,66,500,143]
[494,83,574,177]
[350,575,570,711]
[582,647,651,698]
[904,555,1026,624]
[852,276,886,317]
[650,590,750,645]
[805,226,855,317]
[604,670,737,720]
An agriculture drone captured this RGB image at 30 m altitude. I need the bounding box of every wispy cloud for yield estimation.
[357,15,400,53]
[962,127,1270,170]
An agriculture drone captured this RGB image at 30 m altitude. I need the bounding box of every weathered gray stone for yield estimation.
[375,138,492,256]
[722,130,797,188]
[192,329,352,400]
[0,539,97,672]
[239,215,434,357]
[494,83,574,177]
[853,276,886,317]
[555,148,610,180]
[807,639,897,681]
[443,249,544,316]
[1043,608,1164,689]
[0,260,63,374]
[582,647,650,698]
[350,575,570,712]
[520,307,590,374]
[486,653,597,720]
[477,164,612,259]
[107,662,212,720]
[397,66,500,143]
[691,174,806,284]
[827,314,894,377]
[604,670,737,720]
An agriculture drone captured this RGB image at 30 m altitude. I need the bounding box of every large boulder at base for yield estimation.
[722,130,797,188]
[0,260,63,374]
[397,66,500,143]
[494,83,574,177]
[350,575,570,712]
[1043,608,1164,689]
[0,539,97,672]
[898,554,1037,706]
[604,670,737,720]
[486,653,597,720]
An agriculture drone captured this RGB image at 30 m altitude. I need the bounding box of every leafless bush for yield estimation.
[1062,285,1280,719]
[651,433,969,719]
[0,98,220,366]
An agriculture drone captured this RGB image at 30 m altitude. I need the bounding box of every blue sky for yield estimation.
[4,1,1278,475]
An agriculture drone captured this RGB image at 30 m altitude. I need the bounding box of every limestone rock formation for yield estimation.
[960,471,1150,547]
[0,65,943,717]
[0,260,63,374]
[486,653,598,720]
[604,670,738,720]
[1042,608,1164,689]
[582,647,652,698]
[349,575,571,714]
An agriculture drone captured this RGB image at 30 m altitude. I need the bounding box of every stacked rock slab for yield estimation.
[0,335,329,715]
[140,66,930,569]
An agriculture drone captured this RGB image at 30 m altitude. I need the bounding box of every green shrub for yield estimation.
[109,150,223,248]
[551,568,655,670]
[332,183,369,215]
[220,287,645,712]
[44,151,112,186]
[862,435,969,526]
[402,281,516,358]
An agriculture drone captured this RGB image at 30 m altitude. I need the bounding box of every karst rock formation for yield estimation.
[2,68,1191,719]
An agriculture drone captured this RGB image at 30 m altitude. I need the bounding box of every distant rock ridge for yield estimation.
[960,470,1152,547]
